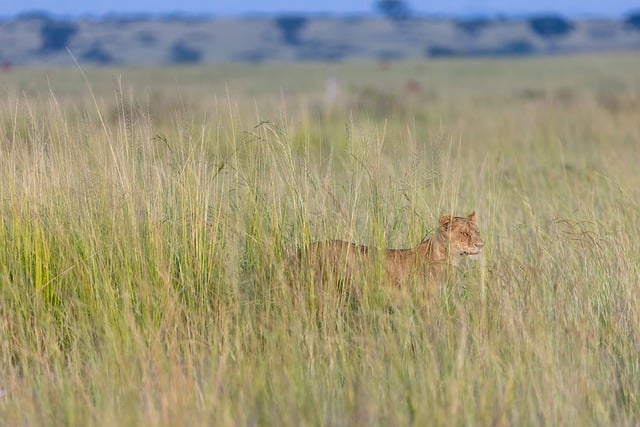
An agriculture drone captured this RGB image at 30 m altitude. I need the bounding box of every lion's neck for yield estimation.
[417,234,461,269]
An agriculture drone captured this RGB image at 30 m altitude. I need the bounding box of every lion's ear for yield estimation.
[468,211,477,224]
[439,214,452,230]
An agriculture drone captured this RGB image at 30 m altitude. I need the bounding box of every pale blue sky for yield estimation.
[2,0,638,18]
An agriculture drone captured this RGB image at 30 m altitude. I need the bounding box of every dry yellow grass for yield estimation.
[0,54,639,425]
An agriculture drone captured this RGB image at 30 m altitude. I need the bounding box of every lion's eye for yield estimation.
[462,231,470,237]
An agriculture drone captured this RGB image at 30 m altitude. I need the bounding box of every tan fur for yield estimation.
[299,212,484,287]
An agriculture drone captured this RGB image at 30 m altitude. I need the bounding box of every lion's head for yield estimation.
[438,212,484,257]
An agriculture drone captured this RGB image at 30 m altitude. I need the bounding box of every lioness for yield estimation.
[299,212,483,288]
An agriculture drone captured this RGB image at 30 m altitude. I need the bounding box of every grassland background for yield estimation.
[1,54,640,425]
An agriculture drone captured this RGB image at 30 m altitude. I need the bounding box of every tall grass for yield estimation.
[1,54,640,425]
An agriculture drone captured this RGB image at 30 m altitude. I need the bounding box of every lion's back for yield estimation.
[305,240,368,261]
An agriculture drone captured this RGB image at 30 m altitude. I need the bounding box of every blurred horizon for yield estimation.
[1,0,639,20]
[1,1,639,66]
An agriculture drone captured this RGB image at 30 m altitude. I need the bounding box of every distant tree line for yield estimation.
[376,0,411,21]
[275,16,308,45]
[40,19,78,53]
[9,6,640,65]
[626,10,640,30]
[528,15,573,38]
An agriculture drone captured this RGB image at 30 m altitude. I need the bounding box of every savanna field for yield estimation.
[1,54,640,425]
